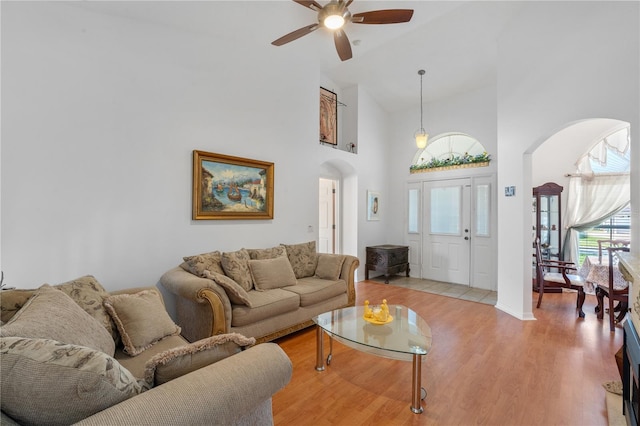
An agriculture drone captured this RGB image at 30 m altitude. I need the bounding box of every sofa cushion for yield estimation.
[249,256,298,291]
[115,335,188,379]
[104,289,181,356]
[221,248,254,292]
[284,277,347,307]
[248,246,287,260]
[0,284,116,356]
[315,254,346,281]
[144,333,256,386]
[181,250,225,277]
[231,289,300,327]
[282,241,318,279]
[203,270,252,307]
[0,336,148,426]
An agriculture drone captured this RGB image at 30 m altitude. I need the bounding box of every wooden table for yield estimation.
[365,245,409,283]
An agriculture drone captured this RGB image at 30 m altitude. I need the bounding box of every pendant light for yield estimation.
[414,69,429,149]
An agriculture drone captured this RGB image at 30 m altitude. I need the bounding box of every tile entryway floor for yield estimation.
[368,276,498,306]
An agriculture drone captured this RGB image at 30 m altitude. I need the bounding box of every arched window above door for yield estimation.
[412,133,487,166]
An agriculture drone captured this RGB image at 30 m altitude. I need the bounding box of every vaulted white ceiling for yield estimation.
[69,1,527,113]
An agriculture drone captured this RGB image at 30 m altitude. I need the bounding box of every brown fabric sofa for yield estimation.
[160,242,359,343]
[0,276,292,425]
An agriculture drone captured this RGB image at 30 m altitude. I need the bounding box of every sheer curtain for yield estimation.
[563,174,630,263]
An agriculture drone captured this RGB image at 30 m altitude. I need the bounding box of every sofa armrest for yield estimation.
[76,343,292,426]
[339,255,360,306]
[160,267,232,342]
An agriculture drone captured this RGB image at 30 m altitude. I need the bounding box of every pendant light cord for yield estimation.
[418,69,425,131]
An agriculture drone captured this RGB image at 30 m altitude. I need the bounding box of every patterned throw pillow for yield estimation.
[103,290,181,356]
[144,333,256,386]
[282,241,318,279]
[0,285,116,356]
[0,336,148,425]
[202,270,253,307]
[0,275,117,342]
[221,249,253,292]
[247,246,287,260]
[180,251,225,277]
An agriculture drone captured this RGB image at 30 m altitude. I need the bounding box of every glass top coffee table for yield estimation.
[312,304,432,414]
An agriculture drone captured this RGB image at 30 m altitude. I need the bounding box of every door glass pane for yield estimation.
[476,184,490,236]
[430,186,460,235]
[408,189,419,233]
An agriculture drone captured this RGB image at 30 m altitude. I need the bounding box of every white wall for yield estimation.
[496,2,639,319]
[0,2,390,290]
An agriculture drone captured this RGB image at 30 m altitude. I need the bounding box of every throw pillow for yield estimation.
[315,254,346,281]
[181,250,225,277]
[143,333,256,386]
[282,241,318,279]
[0,336,148,425]
[247,246,287,260]
[221,248,253,292]
[103,289,181,356]
[0,284,116,356]
[0,276,117,342]
[54,275,119,343]
[202,270,252,307]
[249,256,298,290]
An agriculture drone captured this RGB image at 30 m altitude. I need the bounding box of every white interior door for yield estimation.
[318,178,336,253]
[423,178,471,285]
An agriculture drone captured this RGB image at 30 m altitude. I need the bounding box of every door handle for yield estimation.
[464,236,469,240]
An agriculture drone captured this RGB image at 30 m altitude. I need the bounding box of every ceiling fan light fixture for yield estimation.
[324,14,345,29]
[415,69,429,149]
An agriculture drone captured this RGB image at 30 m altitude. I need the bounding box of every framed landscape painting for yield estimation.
[192,150,274,220]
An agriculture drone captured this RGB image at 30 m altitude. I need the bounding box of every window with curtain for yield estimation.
[563,126,631,264]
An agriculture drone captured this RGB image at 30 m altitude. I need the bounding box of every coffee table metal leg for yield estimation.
[315,326,325,371]
[411,354,424,414]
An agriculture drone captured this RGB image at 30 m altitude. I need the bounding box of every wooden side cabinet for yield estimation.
[365,245,409,284]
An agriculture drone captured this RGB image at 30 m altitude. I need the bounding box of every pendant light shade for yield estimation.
[415,69,429,149]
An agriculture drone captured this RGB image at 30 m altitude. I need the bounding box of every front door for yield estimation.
[423,178,471,285]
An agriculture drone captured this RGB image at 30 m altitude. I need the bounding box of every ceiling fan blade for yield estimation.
[333,29,352,61]
[293,0,323,12]
[272,23,320,46]
[351,9,414,24]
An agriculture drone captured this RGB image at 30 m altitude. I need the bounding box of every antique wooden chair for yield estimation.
[597,239,631,264]
[535,238,586,318]
[595,246,630,331]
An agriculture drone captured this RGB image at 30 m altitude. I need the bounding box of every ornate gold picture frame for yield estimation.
[192,150,274,220]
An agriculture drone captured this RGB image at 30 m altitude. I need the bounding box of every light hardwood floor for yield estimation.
[272,280,623,425]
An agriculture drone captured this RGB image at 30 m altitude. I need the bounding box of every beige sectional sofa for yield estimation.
[160,241,359,343]
[0,276,292,425]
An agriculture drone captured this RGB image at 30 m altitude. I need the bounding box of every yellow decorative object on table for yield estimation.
[363,299,393,324]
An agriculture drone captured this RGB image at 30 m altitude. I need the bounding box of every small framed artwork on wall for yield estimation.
[367,190,380,221]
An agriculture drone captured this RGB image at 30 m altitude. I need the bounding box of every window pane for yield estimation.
[408,189,419,233]
[430,186,460,234]
[476,184,490,236]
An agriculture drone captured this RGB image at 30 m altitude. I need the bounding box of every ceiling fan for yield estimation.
[272,0,414,61]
